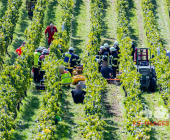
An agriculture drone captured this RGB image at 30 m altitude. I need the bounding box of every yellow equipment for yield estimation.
[72,65,85,85]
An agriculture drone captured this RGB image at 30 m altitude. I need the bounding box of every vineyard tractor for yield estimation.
[134,48,157,92]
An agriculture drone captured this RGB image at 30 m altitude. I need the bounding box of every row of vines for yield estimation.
[33,0,74,139]
[80,0,108,139]
[141,0,170,116]
[0,0,22,66]
[116,0,152,139]
[0,0,48,139]
[33,0,108,139]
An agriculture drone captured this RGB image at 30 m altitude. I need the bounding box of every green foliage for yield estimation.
[61,0,74,36]
[33,0,74,139]
[141,0,170,113]
[0,0,22,67]
[116,0,151,139]
[0,0,49,139]
[79,0,108,139]
[87,0,103,55]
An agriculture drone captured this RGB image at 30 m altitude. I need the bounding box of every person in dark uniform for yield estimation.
[100,61,112,79]
[104,43,110,55]
[114,41,120,57]
[109,47,118,78]
[71,84,86,104]
[63,47,80,74]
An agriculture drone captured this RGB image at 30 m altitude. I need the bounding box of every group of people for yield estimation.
[96,41,119,79]
[33,47,49,83]
[96,41,135,79]
[14,23,86,104]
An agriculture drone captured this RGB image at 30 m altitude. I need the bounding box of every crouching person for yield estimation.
[71,84,86,104]
[59,65,73,87]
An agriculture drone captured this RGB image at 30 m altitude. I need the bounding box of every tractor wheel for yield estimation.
[151,68,156,78]
[149,77,156,92]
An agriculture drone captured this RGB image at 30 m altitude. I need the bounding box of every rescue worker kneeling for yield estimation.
[59,65,73,87]
[71,84,86,104]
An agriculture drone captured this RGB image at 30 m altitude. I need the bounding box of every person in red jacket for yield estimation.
[45,23,58,46]
[15,41,26,56]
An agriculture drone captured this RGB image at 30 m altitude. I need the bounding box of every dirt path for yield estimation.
[142,91,170,140]
[102,85,127,139]
[60,0,91,139]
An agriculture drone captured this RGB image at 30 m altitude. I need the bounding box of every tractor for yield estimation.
[134,48,157,92]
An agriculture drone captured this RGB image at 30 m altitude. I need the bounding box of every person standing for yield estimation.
[63,47,80,74]
[38,49,49,81]
[109,47,118,78]
[33,47,43,83]
[104,43,110,55]
[45,23,58,46]
[114,41,120,57]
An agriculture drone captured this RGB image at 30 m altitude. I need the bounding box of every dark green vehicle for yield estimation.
[134,48,157,92]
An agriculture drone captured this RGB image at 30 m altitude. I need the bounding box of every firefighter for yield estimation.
[100,45,109,62]
[59,65,73,87]
[63,47,80,74]
[109,47,118,78]
[114,41,120,57]
[38,49,49,81]
[15,41,26,56]
[98,46,105,55]
[100,61,112,79]
[45,23,58,46]
[104,43,110,54]
[97,46,108,72]
[33,47,43,83]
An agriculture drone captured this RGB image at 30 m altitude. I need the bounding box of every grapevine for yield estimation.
[116,0,151,139]
[0,0,22,66]
[33,0,74,139]
[141,0,170,113]
[80,0,108,139]
[0,0,49,138]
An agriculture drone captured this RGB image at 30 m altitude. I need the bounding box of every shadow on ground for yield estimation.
[101,90,120,140]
